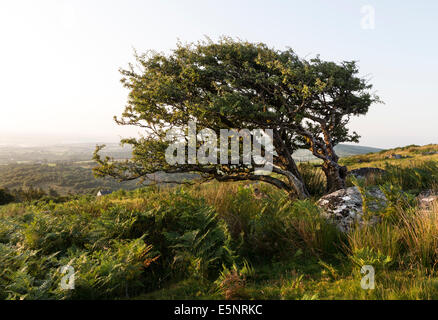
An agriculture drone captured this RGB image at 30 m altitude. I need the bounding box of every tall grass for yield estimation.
[347,161,438,196]
[1,152,438,300]
[298,163,326,198]
[347,222,402,267]
[377,161,438,194]
[398,202,438,268]
[348,198,438,271]
[187,181,342,261]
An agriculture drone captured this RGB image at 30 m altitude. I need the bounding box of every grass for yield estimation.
[341,144,438,169]
[0,144,438,300]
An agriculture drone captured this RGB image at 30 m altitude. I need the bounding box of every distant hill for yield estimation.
[0,142,382,165]
[292,144,383,162]
[0,162,196,195]
[334,144,383,157]
[340,144,438,168]
[0,143,132,164]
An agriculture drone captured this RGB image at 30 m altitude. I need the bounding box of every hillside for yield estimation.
[0,142,382,195]
[0,162,138,195]
[0,144,437,300]
[293,144,382,162]
[0,143,132,164]
[0,143,381,165]
[0,162,196,195]
[341,144,438,169]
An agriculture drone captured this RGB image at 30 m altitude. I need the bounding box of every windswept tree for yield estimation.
[291,57,381,192]
[94,38,379,198]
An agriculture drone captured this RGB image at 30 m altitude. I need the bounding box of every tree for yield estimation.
[94,38,379,198]
[291,57,381,193]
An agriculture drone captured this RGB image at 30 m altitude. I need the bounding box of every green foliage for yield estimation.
[61,239,154,299]
[347,222,402,268]
[378,183,416,218]
[378,161,438,194]
[298,163,326,198]
[214,261,255,300]
[23,211,91,254]
[136,190,233,281]
[349,247,393,271]
[0,243,60,300]
[397,208,438,268]
[1,148,438,300]
[0,163,139,197]
[0,238,156,300]
[94,37,378,198]
[285,200,343,257]
[212,185,342,262]
[0,189,233,299]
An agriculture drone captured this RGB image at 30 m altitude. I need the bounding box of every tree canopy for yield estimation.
[94,38,380,198]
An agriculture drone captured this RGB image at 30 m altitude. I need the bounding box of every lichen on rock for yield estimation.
[317,186,387,232]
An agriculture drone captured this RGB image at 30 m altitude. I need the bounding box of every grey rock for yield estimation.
[317,187,387,232]
[384,153,414,160]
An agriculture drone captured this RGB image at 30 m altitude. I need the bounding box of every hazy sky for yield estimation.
[0,0,437,148]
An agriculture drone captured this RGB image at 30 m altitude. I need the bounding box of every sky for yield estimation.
[0,0,437,148]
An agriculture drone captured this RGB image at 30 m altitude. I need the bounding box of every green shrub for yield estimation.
[131,190,233,282]
[349,247,393,271]
[0,243,59,300]
[285,200,343,257]
[59,239,155,299]
[0,188,234,299]
[217,186,342,262]
[214,261,254,300]
[23,211,91,254]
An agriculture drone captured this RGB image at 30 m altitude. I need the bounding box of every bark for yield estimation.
[322,162,348,194]
[272,166,310,199]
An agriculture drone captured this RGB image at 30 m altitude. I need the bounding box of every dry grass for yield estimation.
[347,221,402,262]
[347,198,438,271]
[343,144,438,170]
[190,181,242,216]
[398,201,438,268]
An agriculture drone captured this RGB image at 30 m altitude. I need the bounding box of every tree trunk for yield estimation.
[285,164,310,199]
[322,162,347,194]
[291,176,310,200]
[272,166,310,199]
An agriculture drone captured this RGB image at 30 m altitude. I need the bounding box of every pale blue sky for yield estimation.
[0,0,437,148]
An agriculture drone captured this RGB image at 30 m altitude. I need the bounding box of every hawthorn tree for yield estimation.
[94,38,379,198]
[291,57,380,192]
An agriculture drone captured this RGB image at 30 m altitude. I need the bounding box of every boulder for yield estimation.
[347,167,386,179]
[317,187,387,232]
[385,153,404,159]
[417,190,438,210]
